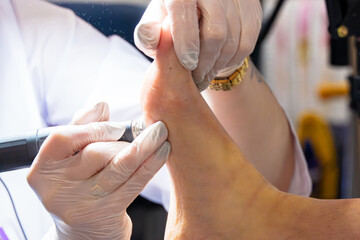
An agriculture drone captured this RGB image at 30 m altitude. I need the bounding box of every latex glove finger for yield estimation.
[37,121,126,161]
[191,0,227,90]
[164,0,200,70]
[65,141,130,180]
[199,0,241,86]
[87,121,168,197]
[71,102,110,125]
[134,0,165,58]
[217,1,262,77]
[105,141,171,207]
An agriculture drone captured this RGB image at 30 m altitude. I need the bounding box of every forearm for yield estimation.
[202,60,294,191]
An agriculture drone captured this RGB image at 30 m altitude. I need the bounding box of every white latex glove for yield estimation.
[27,103,170,240]
[134,0,262,91]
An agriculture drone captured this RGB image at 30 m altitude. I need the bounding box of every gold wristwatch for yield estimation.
[209,56,250,91]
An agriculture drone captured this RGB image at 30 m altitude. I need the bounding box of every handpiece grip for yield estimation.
[0,129,41,172]
[0,121,142,172]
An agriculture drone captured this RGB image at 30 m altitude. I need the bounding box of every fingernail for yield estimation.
[154,141,171,161]
[179,50,199,71]
[103,122,127,140]
[136,22,161,50]
[191,71,204,84]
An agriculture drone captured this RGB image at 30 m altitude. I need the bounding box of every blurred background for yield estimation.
[47,0,360,238]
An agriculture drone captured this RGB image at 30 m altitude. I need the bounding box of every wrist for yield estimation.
[50,215,132,240]
[209,57,250,91]
[204,59,253,102]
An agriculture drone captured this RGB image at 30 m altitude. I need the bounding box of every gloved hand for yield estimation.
[27,102,170,240]
[134,0,262,91]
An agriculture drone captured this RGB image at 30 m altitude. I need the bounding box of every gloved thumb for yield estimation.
[134,0,165,58]
[71,102,110,125]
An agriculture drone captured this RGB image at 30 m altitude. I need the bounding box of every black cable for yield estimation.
[251,0,287,68]
[258,0,287,45]
[0,177,28,240]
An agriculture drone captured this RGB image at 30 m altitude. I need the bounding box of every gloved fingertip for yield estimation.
[94,102,110,121]
[178,50,199,71]
[93,102,104,112]
[196,81,210,92]
[152,121,168,141]
[135,22,161,50]
[154,141,171,162]
[71,102,109,125]
[191,71,205,84]
[137,121,168,147]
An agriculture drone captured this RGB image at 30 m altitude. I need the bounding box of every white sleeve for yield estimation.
[287,113,312,196]
[12,0,150,126]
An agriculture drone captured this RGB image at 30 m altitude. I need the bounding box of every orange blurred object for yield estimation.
[317,80,350,99]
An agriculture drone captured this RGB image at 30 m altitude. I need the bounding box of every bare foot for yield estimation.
[140,20,283,239]
[141,21,360,239]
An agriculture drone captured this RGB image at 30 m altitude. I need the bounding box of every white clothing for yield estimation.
[0,0,311,239]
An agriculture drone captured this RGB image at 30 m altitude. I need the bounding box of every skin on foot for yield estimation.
[140,19,283,239]
[140,20,360,240]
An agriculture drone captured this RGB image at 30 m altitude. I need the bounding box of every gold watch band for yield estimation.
[209,56,250,91]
